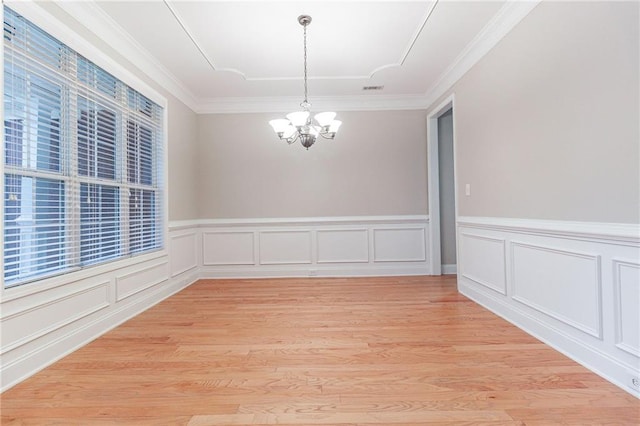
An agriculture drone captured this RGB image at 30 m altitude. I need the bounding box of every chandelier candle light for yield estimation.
[269,15,342,149]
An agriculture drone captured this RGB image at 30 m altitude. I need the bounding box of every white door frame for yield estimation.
[427,94,457,276]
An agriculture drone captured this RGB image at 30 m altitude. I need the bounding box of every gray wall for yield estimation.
[40,1,639,225]
[438,109,456,266]
[447,1,639,223]
[166,101,199,221]
[196,110,428,219]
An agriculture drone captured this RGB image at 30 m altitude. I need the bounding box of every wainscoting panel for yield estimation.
[1,282,109,355]
[317,229,369,264]
[170,232,198,277]
[373,228,426,262]
[259,231,312,265]
[511,242,602,338]
[197,216,430,277]
[115,261,169,302]
[459,233,506,295]
[202,231,255,266]
[457,216,640,397]
[613,259,640,357]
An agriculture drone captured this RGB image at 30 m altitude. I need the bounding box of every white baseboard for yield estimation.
[200,265,431,280]
[441,264,457,274]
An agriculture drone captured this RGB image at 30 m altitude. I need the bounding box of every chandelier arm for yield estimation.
[318,132,336,140]
[285,133,300,144]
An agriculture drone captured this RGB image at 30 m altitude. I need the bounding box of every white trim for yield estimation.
[1,249,167,303]
[612,259,640,358]
[199,265,431,280]
[441,264,457,274]
[459,232,507,295]
[172,215,429,228]
[196,95,430,114]
[372,227,427,263]
[197,216,432,278]
[114,261,169,302]
[426,95,457,276]
[510,241,603,339]
[0,281,110,355]
[457,216,640,245]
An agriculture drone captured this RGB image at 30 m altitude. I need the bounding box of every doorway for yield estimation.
[427,95,457,275]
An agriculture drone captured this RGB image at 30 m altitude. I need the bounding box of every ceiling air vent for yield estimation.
[362,85,384,91]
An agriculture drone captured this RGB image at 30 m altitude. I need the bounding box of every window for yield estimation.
[3,6,164,288]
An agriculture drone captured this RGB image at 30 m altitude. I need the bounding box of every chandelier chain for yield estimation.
[303,22,308,106]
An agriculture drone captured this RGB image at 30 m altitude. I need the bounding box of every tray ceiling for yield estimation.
[51,1,537,112]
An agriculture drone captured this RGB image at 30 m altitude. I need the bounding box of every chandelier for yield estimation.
[269,15,342,149]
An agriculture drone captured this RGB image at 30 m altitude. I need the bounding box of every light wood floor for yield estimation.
[1,276,638,425]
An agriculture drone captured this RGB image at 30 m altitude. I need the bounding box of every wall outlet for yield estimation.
[630,375,640,391]
[465,183,471,196]
[309,269,317,277]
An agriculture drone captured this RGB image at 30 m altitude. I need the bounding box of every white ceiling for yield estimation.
[59,1,538,112]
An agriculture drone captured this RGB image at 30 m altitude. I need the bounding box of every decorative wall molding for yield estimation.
[457,216,640,245]
[259,231,313,265]
[317,229,369,264]
[170,232,198,277]
[202,231,255,266]
[0,282,110,355]
[612,259,640,358]
[196,216,431,278]
[115,261,169,302]
[457,216,640,397]
[459,232,506,295]
[510,241,603,339]
[373,228,427,263]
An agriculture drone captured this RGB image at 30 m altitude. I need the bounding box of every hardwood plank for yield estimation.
[1,276,637,425]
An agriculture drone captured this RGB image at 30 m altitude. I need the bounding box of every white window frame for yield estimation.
[1,3,169,299]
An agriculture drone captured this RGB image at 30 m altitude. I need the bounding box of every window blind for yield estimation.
[3,6,164,288]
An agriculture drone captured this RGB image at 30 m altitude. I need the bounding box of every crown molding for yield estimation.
[195,94,430,114]
[423,0,541,109]
[54,1,199,112]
